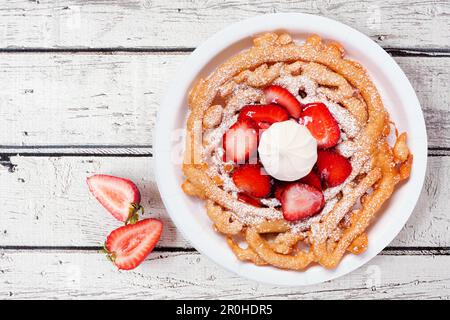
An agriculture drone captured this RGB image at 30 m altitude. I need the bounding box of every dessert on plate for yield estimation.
[181,32,413,270]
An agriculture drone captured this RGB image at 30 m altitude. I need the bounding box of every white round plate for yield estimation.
[154,13,427,286]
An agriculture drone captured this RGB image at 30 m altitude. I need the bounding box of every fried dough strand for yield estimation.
[182,33,412,271]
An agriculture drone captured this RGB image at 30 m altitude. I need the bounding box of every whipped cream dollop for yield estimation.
[258,120,317,181]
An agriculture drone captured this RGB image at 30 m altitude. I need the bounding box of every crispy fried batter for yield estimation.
[182,33,412,271]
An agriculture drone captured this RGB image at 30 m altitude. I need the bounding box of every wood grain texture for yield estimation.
[0,54,448,148]
[0,0,449,50]
[0,156,190,248]
[0,53,181,147]
[1,155,448,248]
[1,250,449,299]
[0,0,447,299]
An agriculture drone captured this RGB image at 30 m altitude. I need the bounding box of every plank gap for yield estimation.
[383,48,450,58]
[0,147,447,158]
[0,246,197,253]
[382,247,450,256]
[0,246,448,256]
[0,47,194,54]
[0,146,153,157]
[0,47,449,58]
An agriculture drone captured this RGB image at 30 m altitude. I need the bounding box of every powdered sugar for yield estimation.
[260,198,281,208]
[290,197,339,234]
[302,116,313,126]
[323,100,360,138]
[203,114,238,158]
[202,68,367,234]
[336,139,357,158]
[274,74,317,102]
[323,152,369,201]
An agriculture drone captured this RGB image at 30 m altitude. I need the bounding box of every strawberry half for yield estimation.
[299,170,322,190]
[316,150,352,187]
[274,181,288,201]
[281,183,324,221]
[223,118,259,164]
[238,104,289,125]
[232,164,272,198]
[274,171,321,201]
[264,85,303,119]
[237,193,263,207]
[257,121,271,130]
[87,174,142,224]
[104,218,163,270]
[300,102,340,149]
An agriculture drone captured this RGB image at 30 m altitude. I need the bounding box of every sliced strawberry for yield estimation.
[300,102,340,149]
[237,193,263,207]
[104,218,163,270]
[87,174,142,224]
[223,118,258,164]
[274,172,321,201]
[299,170,322,190]
[257,121,271,130]
[264,85,303,119]
[232,164,272,198]
[316,150,352,187]
[281,183,324,221]
[239,104,289,124]
[274,181,288,201]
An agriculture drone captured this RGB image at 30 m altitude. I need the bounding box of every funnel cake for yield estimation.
[182,33,412,270]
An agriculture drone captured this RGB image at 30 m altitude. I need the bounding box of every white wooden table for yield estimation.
[1,0,449,299]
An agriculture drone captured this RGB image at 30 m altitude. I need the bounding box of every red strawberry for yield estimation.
[257,121,271,130]
[300,102,340,149]
[299,170,322,190]
[223,118,258,164]
[316,150,352,187]
[232,164,272,198]
[274,172,321,201]
[239,104,289,124]
[274,181,288,201]
[104,218,163,270]
[87,174,142,224]
[281,183,324,221]
[237,193,263,207]
[264,85,303,119]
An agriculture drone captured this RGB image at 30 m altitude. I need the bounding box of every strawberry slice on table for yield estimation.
[264,85,303,119]
[299,170,322,190]
[281,183,324,221]
[300,102,340,149]
[232,164,272,198]
[223,118,259,164]
[87,174,143,224]
[316,150,352,187]
[104,218,163,270]
[238,104,289,125]
[237,192,263,207]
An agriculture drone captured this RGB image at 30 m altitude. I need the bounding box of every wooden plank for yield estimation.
[0,250,449,299]
[0,1,449,50]
[0,53,183,147]
[1,155,449,248]
[0,155,191,248]
[395,58,450,150]
[0,54,449,148]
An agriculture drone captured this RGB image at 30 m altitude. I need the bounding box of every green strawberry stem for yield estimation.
[100,243,116,263]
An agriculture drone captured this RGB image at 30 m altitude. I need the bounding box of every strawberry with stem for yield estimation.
[102,218,163,270]
[87,174,144,224]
